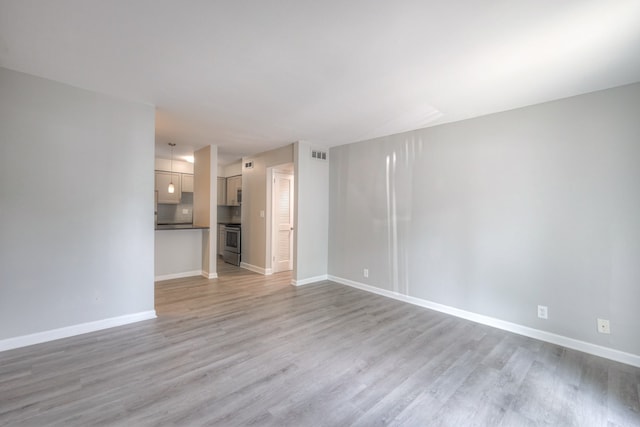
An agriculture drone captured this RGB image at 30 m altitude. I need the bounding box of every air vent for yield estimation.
[311,150,327,160]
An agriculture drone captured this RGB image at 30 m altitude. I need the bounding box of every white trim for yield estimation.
[271,170,295,275]
[291,274,329,286]
[202,271,218,279]
[328,275,640,368]
[240,262,268,275]
[0,311,157,353]
[265,268,273,276]
[155,270,202,281]
[266,166,274,274]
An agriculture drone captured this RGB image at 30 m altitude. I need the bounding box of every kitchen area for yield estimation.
[154,149,243,281]
[216,162,242,267]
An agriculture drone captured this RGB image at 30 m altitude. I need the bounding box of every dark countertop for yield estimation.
[155,224,209,230]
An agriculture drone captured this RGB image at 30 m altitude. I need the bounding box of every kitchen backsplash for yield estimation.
[157,192,193,224]
[218,205,241,223]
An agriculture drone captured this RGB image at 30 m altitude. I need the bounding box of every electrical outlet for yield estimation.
[363,268,369,278]
[537,305,548,319]
[597,318,610,334]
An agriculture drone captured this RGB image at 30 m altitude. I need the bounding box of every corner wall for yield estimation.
[0,67,156,344]
[328,83,640,361]
[193,145,218,278]
[293,141,329,284]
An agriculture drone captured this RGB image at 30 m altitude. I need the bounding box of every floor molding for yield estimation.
[155,270,202,281]
[240,262,268,275]
[291,274,329,287]
[328,275,640,368]
[0,310,157,353]
[201,271,218,279]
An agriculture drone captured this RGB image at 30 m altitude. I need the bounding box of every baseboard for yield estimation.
[328,275,640,368]
[0,310,157,353]
[240,262,268,275]
[155,270,202,281]
[264,268,273,276]
[291,274,329,286]
[202,271,218,279]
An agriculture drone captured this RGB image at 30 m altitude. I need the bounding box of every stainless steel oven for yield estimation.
[223,224,241,265]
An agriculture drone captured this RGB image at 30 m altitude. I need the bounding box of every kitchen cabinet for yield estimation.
[218,224,226,256]
[226,175,242,206]
[155,171,181,204]
[217,177,226,205]
[182,174,194,193]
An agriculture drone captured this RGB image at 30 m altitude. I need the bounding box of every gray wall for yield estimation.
[0,67,155,340]
[294,141,329,282]
[155,229,203,278]
[242,144,294,269]
[328,83,640,357]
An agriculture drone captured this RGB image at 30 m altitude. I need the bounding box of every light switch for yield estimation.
[260,210,265,218]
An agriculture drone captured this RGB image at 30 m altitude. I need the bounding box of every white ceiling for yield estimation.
[1,1,639,165]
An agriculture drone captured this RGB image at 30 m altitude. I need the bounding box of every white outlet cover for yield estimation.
[537,305,548,319]
[597,318,611,334]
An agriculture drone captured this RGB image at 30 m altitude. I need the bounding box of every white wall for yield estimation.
[293,141,329,284]
[328,83,640,359]
[0,67,156,341]
[222,161,242,177]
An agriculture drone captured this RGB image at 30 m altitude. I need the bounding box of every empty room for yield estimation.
[1,1,639,426]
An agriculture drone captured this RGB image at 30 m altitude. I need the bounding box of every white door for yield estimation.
[272,172,294,272]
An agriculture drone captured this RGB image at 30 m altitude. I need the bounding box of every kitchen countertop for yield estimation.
[155,224,209,230]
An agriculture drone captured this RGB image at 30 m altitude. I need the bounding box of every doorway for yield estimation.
[267,164,294,273]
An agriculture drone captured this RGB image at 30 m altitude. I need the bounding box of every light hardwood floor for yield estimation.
[1,260,639,426]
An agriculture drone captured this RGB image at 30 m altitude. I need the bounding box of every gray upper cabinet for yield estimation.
[226,175,242,206]
[181,173,194,193]
[155,171,181,204]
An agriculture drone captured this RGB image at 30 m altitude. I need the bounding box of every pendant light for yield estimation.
[168,142,176,193]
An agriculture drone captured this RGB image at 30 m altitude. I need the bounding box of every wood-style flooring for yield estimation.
[1,259,639,426]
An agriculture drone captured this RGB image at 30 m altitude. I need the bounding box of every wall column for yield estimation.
[194,145,218,279]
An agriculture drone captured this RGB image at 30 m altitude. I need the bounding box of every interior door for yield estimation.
[273,172,294,272]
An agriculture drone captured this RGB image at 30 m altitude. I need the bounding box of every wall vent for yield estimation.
[311,150,327,160]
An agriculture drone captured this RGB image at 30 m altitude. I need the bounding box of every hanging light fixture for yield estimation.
[168,142,176,193]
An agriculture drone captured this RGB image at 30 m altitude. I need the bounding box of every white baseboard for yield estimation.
[328,275,640,368]
[240,262,268,275]
[291,274,329,286]
[0,310,157,353]
[202,271,218,279]
[155,270,202,281]
[264,268,273,276]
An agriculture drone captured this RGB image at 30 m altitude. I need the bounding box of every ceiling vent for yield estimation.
[311,150,327,161]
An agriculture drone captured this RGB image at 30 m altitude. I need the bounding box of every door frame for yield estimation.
[265,163,295,274]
